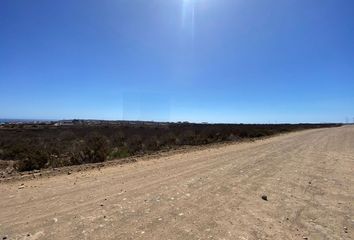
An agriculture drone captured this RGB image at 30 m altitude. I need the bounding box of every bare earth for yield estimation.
[0,126,353,240]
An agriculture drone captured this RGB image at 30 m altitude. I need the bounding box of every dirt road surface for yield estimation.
[1,126,353,240]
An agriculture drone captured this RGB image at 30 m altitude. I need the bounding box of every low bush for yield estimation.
[71,133,109,164]
[16,150,48,171]
[0,122,341,172]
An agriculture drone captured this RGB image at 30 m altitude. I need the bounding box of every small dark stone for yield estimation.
[308,181,311,184]
[261,195,268,201]
[100,204,104,207]
[3,237,7,240]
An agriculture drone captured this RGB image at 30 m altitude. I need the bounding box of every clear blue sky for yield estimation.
[1,0,353,123]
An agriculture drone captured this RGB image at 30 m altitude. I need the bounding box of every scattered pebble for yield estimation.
[261,195,268,201]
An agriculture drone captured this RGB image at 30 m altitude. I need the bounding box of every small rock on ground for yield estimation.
[261,195,268,201]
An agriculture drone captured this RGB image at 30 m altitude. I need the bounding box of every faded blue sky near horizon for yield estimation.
[1,0,354,123]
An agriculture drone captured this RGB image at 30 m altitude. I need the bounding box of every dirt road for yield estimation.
[0,126,353,240]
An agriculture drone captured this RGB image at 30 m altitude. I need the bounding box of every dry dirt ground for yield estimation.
[0,126,353,240]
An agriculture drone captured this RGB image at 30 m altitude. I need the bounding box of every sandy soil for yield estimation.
[0,126,353,240]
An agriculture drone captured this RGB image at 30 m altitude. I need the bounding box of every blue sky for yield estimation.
[1,0,353,123]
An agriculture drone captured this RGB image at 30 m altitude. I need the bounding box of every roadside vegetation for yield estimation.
[0,122,341,172]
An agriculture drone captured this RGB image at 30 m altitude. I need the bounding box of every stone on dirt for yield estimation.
[261,195,268,201]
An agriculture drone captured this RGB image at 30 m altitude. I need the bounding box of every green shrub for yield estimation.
[16,150,48,172]
[109,147,130,159]
[71,133,109,164]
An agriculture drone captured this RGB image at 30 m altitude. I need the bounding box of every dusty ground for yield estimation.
[0,126,353,240]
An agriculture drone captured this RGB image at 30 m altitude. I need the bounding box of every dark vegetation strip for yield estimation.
[0,123,341,172]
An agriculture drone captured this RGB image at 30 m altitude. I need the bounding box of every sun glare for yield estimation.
[182,0,196,38]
